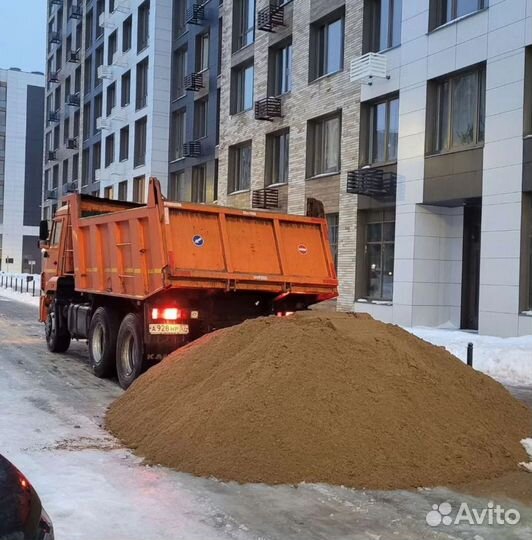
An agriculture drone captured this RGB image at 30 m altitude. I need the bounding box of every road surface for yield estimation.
[0,295,530,540]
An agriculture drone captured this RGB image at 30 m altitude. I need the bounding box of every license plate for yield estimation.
[149,323,189,335]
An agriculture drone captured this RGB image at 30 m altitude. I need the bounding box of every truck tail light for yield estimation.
[276,311,294,317]
[151,307,184,320]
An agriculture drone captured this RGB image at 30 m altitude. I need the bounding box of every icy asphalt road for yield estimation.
[0,296,531,540]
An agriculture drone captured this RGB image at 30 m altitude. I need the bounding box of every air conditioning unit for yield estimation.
[112,51,127,68]
[110,163,127,177]
[46,189,58,200]
[66,181,78,193]
[350,53,389,85]
[47,150,57,162]
[96,117,112,131]
[115,0,131,13]
[98,12,116,29]
[97,65,113,80]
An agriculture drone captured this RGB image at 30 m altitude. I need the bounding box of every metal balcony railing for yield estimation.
[69,4,83,19]
[48,111,60,124]
[186,3,205,25]
[48,71,60,84]
[46,188,58,200]
[252,188,279,209]
[47,150,57,162]
[184,72,204,92]
[67,138,78,150]
[49,31,61,45]
[68,49,81,63]
[346,168,397,198]
[257,3,285,32]
[183,141,202,158]
[254,97,282,121]
[66,181,78,193]
[67,93,80,107]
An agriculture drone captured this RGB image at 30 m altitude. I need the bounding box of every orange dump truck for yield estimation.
[39,178,338,388]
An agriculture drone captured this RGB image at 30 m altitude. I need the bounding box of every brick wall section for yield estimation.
[218,0,364,310]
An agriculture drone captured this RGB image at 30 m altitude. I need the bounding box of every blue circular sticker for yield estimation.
[192,235,205,248]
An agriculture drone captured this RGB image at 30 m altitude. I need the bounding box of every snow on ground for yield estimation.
[408,327,532,387]
[0,272,40,307]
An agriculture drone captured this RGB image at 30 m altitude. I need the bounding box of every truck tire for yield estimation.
[116,313,144,390]
[88,307,120,378]
[45,309,71,353]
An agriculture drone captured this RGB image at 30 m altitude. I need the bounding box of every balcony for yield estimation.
[67,93,80,107]
[346,168,397,198]
[96,117,112,131]
[66,181,78,193]
[111,51,128,68]
[47,150,58,162]
[46,188,58,200]
[68,49,81,63]
[350,53,389,86]
[186,3,205,25]
[68,4,83,19]
[184,72,204,92]
[257,3,285,33]
[67,138,78,150]
[254,97,282,121]
[252,188,279,210]
[183,141,201,158]
[49,31,61,45]
[48,71,60,84]
[97,65,113,80]
[48,111,60,124]
[99,12,116,29]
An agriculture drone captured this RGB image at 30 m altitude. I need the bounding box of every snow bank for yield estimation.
[409,327,532,387]
[0,272,40,307]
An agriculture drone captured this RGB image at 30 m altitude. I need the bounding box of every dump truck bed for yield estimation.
[65,179,338,302]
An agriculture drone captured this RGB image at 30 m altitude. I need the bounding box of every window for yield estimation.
[229,142,252,193]
[62,160,69,185]
[366,95,399,164]
[82,149,90,185]
[194,99,208,139]
[196,32,210,72]
[430,0,486,30]
[85,10,93,49]
[428,65,485,154]
[83,103,91,140]
[95,45,104,86]
[104,185,114,199]
[170,110,186,161]
[118,180,128,200]
[174,0,186,36]
[137,0,150,53]
[123,16,132,52]
[307,113,341,177]
[63,117,70,144]
[72,153,79,180]
[93,142,101,175]
[96,0,104,37]
[310,14,344,81]
[133,175,146,202]
[106,82,116,116]
[108,30,118,65]
[233,0,255,52]
[109,0,115,11]
[119,126,129,161]
[327,213,339,268]
[121,71,131,107]
[134,117,147,167]
[84,56,92,94]
[270,42,292,96]
[364,209,395,301]
[525,48,532,136]
[94,93,103,133]
[75,66,81,93]
[365,0,402,52]
[169,171,187,201]
[232,63,254,113]
[136,58,149,110]
[192,165,207,203]
[173,48,187,99]
[265,130,289,185]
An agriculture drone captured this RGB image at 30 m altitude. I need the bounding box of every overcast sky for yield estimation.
[0,0,47,72]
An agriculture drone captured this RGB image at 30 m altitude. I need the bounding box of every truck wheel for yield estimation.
[116,313,144,390]
[45,310,71,353]
[88,307,120,378]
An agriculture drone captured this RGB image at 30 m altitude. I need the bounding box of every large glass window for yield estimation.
[134,116,147,167]
[133,175,146,203]
[366,0,402,52]
[194,99,208,139]
[266,130,289,185]
[136,58,149,110]
[365,210,395,301]
[169,171,187,201]
[119,126,129,161]
[310,15,344,81]
[229,142,252,192]
[368,95,399,164]
[196,32,210,72]
[307,113,341,177]
[174,0,186,36]
[137,0,150,52]
[121,71,131,107]
[430,66,485,154]
[232,63,254,113]
[170,109,186,161]
[192,165,207,203]
[233,0,255,52]
[173,48,187,99]
[123,16,132,52]
[327,213,339,269]
[431,0,485,30]
[270,42,292,96]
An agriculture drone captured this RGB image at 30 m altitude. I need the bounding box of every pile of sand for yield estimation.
[106,312,531,489]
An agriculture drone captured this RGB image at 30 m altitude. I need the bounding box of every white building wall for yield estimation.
[99,0,172,201]
[354,1,532,336]
[0,69,44,272]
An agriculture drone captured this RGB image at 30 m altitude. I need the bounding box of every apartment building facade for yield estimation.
[168,0,221,203]
[0,68,44,274]
[43,0,173,216]
[218,0,532,337]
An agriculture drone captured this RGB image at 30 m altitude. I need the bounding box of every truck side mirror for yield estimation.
[39,220,49,241]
